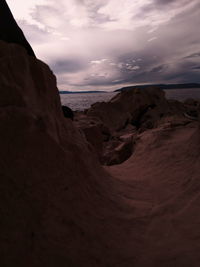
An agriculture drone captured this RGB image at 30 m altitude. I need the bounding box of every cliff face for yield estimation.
[0,3,131,266]
[0,40,128,266]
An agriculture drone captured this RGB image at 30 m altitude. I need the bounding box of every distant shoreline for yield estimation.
[59,83,200,94]
[59,90,107,94]
[115,83,200,92]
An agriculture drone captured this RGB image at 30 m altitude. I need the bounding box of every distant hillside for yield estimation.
[59,90,107,94]
[115,83,200,92]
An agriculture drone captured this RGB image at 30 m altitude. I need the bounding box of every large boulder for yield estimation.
[62,105,74,120]
[82,88,190,164]
[87,87,171,133]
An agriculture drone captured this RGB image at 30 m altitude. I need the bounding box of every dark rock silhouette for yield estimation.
[62,105,74,120]
[0,0,35,57]
[184,98,200,120]
[115,83,200,92]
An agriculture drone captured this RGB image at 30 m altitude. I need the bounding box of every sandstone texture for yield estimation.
[0,40,124,267]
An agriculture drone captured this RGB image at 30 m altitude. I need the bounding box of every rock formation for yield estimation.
[76,87,197,165]
[86,87,170,132]
[0,38,127,267]
[62,105,74,120]
[1,1,200,267]
[0,0,35,57]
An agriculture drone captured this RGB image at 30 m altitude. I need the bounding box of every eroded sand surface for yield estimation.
[106,122,200,266]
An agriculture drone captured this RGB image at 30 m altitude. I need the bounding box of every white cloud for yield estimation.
[91,59,108,64]
[148,36,157,42]
[127,65,140,70]
[8,0,195,32]
[7,0,49,28]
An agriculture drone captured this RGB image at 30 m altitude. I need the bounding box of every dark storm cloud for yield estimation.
[152,0,192,8]
[192,66,200,70]
[154,0,183,5]
[150,65,165,73]
[51,59,88,74]
[83,0,200,88]
[8,0,200,90]
[122,1,200,85]
[184,52,200,59]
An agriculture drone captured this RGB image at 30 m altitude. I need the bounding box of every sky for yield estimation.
[7,0,200,91]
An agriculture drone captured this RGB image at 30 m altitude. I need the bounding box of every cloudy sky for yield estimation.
[7,0,200,91]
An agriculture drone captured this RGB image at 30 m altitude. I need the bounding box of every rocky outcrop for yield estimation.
[77,87,198,165]
[0,40,128,267]
[0,0,35,57]
[62,105,74,120]
[87,87,171,132]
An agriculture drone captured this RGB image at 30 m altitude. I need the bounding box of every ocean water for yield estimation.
[60,92,116,111]
[60,88,200,111]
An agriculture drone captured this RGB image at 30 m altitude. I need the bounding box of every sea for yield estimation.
[60,88,200,111]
